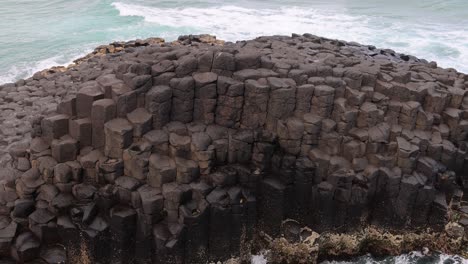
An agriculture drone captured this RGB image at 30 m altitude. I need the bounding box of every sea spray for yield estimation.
[1,0,468,84]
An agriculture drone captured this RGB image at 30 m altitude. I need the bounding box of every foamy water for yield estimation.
[111,1,468,72]
[0,0,468,84]
[249,251,468,264]
[320,252,468,264]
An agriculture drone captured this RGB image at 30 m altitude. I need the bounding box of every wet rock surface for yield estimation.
[1,33,468,263]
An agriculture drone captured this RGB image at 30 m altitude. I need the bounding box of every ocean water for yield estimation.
[0,0,468,84]
[320,252,468,264]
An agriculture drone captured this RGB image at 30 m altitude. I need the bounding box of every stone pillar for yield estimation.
[170,76,194,123]
[76,84,105,118]
[104,118,133,159]
[215,76,244,128]
[193,72,218,124]
[145,85,172,129]
[91,99,116,149]
[241,79,270,129]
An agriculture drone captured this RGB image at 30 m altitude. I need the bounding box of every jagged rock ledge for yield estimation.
[0,34,468,263]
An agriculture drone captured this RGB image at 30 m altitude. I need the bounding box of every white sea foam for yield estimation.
[320,251,468,264]
[251,252,268,264]
[111,2,371,43]
[0,56,62,84]
[112,2,468,73]
[0,49,93,85]
[2,1,467,85]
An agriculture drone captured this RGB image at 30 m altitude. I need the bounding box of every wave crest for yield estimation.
[111,2,368,42]
[111,1,468,73]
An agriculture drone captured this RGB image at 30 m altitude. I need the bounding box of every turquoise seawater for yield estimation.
[1,0,468,84]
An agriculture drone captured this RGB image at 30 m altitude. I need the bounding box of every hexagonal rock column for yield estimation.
[179,199,210,263]
[98,158,124,184]
[277,118,304,156]
[169,76,195,123]
[175,157,199,184]
[311,85,335,118]
[110,206,137,263]
[57,95,76,117]
[123,142,151,181]
[51,136,78,163]
[228,130,254,164]
[215,76,244,128]
[79,149,104,183]
[175,55,197,77]
[122,67,153,108]
[114,176,141,206]
[6,33,468,264]
[17,168,45,200]
[302,114,322,154]
[143,129,169,154]
[56,215,78,258]
[241,79,270,129]
[295,84,314,116]
[76,84,105,118]
[104,118,133,159]
[10,232,41,263]
[212,51,235,76]
[98,73,137,118]
[91,99,116,149]
[259,178,286,237]
[191,132,212,160]
[228,186,248,254]
[127,108,152,138]
[145,85,172,129]
[399,101,421,130]
[0,220,18,257]
[162,183,192,223]
[428,193,449,230]
[193,72,218,124]
[357,102,382,128]
[69,117,92,148]
[396,137,420,174]
[112,86,138,118]
[309,181,335,232]
[152,60,175,79]
[152,222,186,264]
[97,74,124,96]
[265,77,297,131]
[41,114,69,144]
[28,208,58,243]
[169,133,191,159]
[148,153,176,188]
[207,188,231,260]
[135,185,163,262]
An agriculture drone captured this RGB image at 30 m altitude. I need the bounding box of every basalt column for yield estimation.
[1,34,467,263]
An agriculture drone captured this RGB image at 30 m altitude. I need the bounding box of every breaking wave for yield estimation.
[112,2,468,73]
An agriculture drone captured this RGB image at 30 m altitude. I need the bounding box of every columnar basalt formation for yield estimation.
[1,34,468,263]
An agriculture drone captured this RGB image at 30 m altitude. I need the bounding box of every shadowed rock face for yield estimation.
[1,33,468,263]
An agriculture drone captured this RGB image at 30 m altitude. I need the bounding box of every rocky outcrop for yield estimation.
[259,219,466,263]
[1,34,468,263]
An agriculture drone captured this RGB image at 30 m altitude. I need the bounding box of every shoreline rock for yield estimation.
[0,33,468,263]
[261,221,467,263]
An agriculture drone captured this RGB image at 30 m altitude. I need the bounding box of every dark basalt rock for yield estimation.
[10,232,41,263]
[0,33,467,263]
